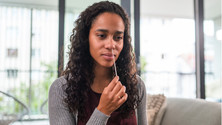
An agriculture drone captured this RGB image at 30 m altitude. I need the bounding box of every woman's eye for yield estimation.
[117,36,123,39]
[97,34,105,38]
[114,36,123,41]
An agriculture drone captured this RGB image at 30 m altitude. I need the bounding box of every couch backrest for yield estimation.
[161,98,221,125]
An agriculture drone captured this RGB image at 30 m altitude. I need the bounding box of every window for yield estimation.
[32,48,40,58]
[204,0,222,102]
[0,5,58,117]
[7,48,18,57]
[140,0,196,98]
[7,69,18,78]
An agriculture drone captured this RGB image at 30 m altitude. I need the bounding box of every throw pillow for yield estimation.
[147,94,167,125]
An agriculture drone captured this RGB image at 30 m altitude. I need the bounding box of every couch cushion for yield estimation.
[161,98,221,125]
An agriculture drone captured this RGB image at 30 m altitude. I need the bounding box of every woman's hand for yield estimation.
[97,76,128,115]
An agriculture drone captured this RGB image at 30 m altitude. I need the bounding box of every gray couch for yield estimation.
[160,98,221,125]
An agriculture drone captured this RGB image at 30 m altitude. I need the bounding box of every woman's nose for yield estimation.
[105,37,115,49]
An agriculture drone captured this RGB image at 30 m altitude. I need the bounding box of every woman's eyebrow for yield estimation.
[95,29,124,34]
[96,29,108,33]
[116,31,124,34]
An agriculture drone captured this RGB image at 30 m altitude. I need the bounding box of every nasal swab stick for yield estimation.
[112,49,117,76]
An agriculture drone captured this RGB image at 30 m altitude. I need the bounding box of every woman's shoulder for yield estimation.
[136,75,146,98]
[49,76,67,93]
[136,75,145,90]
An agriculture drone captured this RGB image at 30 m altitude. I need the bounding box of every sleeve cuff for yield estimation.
[86,108,110,125]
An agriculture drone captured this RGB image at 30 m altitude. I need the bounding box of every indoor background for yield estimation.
[0,0,221,124]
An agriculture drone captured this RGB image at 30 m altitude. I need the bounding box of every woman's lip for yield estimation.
[102,54,115,60]
[103,52,114,55]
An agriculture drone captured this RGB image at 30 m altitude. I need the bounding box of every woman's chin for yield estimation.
[103,64,113,68]
[98,62,114,68]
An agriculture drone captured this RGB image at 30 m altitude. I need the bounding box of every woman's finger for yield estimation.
[118,93,128,106]
[116,85,126,99]
[106,76,119,91]
[111,81,122,95]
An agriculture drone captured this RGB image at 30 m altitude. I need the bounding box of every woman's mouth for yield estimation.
[102,54,115,61]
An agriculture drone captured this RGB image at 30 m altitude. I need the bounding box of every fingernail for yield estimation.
[116,76,119,81]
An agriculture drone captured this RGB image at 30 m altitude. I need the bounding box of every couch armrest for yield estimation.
[161,98,221,125]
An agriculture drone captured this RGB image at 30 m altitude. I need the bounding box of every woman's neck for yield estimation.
[91,65,113,93]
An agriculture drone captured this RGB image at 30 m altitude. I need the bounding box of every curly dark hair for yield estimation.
[62,1,140,121]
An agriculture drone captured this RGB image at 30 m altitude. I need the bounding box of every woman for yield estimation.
[48,1,147,125]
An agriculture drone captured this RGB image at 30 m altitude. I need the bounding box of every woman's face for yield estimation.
[89,12,124,68]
